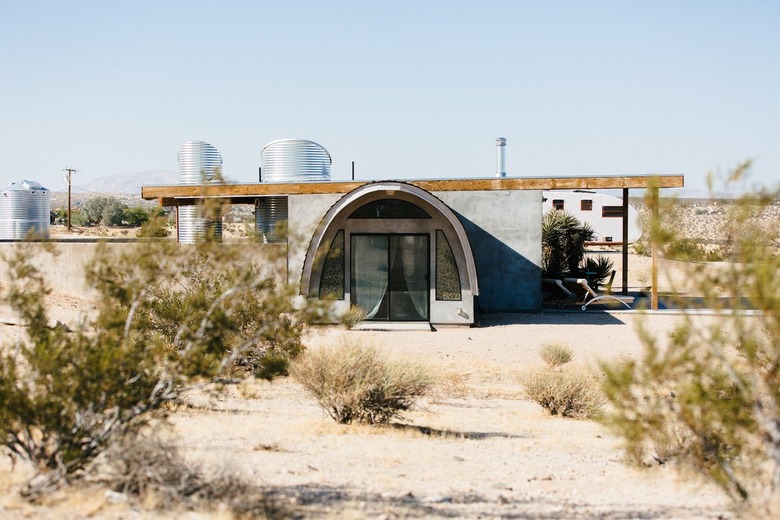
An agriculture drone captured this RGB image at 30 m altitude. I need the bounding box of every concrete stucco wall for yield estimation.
[0,242,126,299]
[436,190,542,312]
[0,241,287,301]
[288,189,542,316]
[287,194,343,291]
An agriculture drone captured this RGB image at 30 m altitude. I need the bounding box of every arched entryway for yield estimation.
[300,182,478,325]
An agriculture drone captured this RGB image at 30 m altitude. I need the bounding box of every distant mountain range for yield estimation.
[70,170,178,195]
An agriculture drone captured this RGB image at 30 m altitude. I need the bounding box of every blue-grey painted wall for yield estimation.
[436,190,542,312]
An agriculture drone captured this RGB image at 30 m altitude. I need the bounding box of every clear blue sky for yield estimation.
[1,1,778,192]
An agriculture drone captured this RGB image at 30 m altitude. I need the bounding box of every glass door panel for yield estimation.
[351,234,429,321]
[351,235,389,320]
[389,235,428,321]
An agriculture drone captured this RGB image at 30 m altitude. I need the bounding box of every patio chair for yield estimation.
[542,278,579,308]
[562,276,633,310]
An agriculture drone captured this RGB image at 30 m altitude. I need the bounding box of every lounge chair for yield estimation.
[542,271,633,310]
[562,276,633,310]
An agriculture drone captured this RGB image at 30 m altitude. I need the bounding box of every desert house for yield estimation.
[142,140,682,326]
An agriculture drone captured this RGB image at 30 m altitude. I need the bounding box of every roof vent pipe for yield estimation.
[495,137,507,178]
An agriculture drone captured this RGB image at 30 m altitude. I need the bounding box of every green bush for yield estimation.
[137,212,170,238]
[601,165,780,504]
[137,218,170,237]
[291,339,432,424]
[131,242,305,380]
[583,255,614,289]
[80,196,127,226]
[122,206,150,227]
[0,240,306,496]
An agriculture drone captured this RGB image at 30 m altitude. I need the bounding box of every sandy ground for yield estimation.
[168,314,732,519]
[0,281,736,519]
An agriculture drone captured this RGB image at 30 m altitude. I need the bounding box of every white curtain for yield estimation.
[351,236,389,319]
[396,235,429,320]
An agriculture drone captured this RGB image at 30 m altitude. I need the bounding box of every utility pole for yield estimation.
[64,168,77,230]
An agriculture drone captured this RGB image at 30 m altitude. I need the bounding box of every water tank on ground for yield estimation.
[177,140,223,244]
[0,180,51,240]
[257,139,331,243]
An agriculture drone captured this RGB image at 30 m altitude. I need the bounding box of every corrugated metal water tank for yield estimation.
[260,139,332,182]
[177,140,223,244]
[257,139,331,243]
[0,180,51,240]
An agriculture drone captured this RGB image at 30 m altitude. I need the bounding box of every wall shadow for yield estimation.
[454,211,541,313]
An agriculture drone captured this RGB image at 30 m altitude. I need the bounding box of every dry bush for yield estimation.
[92,431,205,501]
[521,365,606,419]
[338,305,367,329]
[90,431,282,516]
[428,371,470,403]
[539,343,573,368]
[291,339,433,424]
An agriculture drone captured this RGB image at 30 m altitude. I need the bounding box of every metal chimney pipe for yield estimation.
[495,137,507,177]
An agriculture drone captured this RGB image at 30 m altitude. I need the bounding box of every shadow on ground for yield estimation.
[474,312,627,327]
[258,483,731,519]
[389,422,531,440]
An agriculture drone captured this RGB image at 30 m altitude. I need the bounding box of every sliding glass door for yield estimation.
[351,234,429,321]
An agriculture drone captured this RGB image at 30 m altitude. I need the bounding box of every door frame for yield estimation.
[350,232,430,321]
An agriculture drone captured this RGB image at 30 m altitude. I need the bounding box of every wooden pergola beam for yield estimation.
[141,175,684,202]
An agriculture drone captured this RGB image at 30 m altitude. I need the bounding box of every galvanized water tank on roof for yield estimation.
[0,180,51,240]
[260,139,331,182]
[179,140,223,185]
[257,139,331,243]
[177,140,223,244]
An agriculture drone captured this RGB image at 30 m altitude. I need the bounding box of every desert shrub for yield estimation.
[80,196,127,226]
[539,343,574,368]
[632,239,651,257]
[137,215,170,237]
[122,206,150,227]
[94,431,206,501]
[0,240,306,496]
[69,208,89,226]
[601,165,780,505]
[131,242,304,380]
[339,305,367,329]
[428,371,470,403]
[90,431,282,515]
[521,365,606,419]
[291,339,432,424]
[663,237,726,262]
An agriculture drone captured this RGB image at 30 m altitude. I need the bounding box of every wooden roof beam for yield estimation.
[142,175,684,202]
